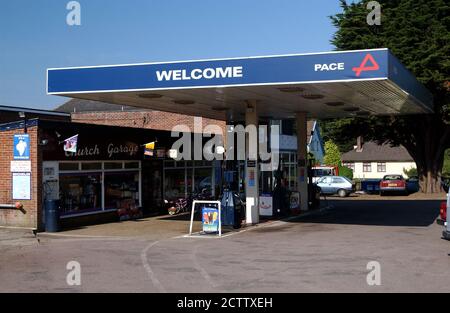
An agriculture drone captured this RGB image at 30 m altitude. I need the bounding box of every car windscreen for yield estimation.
[383,175,403,180]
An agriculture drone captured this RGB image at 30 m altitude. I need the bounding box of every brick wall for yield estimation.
[0,126,42,230]
[71,111,227,137]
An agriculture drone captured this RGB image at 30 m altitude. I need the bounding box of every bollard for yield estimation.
[44,199,60,232]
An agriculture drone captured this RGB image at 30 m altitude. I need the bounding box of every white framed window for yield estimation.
[363,162,372,172]
[377,162,386,172]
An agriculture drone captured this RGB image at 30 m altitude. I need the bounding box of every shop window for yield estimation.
[59,174,102,214]
[194,161,209,167]
[81,162,102,170]
[124,162,140,169]
[104,162,123,170]
[164,160,176,168]
[194,167,212,195]
[281,120,295,136]
[164,169,186,200]
[104,172,140,210]
[187,168,193,194]
[289,165,298,190]
[59,162,79,171]
[260,170,272,194]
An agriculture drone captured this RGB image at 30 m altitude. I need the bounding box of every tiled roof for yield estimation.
[341,141,414,162]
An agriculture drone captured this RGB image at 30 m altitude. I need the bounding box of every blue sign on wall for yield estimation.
[13,134,30,160]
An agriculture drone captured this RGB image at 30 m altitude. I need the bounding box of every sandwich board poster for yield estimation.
[202,207,219,233]
[290,192,300,214]
[12,172,31,200]
[259,195,273,216]
[13,134,30,160]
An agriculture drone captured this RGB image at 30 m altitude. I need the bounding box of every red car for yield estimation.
[379,174,407,196]
[437,200,449,240]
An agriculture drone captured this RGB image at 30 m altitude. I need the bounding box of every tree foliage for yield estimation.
[323,140,341,166]
[324,0,450,192]
[338,164,354,180]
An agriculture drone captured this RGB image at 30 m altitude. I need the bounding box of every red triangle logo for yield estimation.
[352,53,380,77]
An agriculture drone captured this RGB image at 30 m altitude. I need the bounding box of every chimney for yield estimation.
[356,136,363,152]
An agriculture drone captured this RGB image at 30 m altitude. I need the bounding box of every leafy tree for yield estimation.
[442,148,450,177]
[403,167,418,178]
[326,0,450,193]
[338,163,354,180]
[323,140,341,166]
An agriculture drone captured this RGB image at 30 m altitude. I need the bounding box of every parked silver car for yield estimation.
[316,176,354,197]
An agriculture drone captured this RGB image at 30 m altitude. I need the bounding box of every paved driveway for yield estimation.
[0,198,448,292]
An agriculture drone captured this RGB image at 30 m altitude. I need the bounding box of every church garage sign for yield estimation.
[42,129,144,161]
[63,143,140,159]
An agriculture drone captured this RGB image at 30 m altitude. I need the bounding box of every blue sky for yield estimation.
[0,0,352,110]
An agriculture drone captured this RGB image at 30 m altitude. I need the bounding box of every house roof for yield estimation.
[341,141,414,162]
[55,99,151,113]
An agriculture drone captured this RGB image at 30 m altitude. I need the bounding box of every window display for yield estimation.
[194,167,212,194]
[55,161,142,216]
[163,161,215,201]
[104,172,140,210]
[164,169,186,200]
[59,173,102,214]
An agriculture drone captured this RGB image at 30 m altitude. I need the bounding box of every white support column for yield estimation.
[296,112,309,211]
[245,100,259,225]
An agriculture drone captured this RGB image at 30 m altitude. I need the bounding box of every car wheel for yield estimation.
[337,189,347,198]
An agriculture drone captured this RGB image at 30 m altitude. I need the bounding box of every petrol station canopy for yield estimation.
[47,48,433,121]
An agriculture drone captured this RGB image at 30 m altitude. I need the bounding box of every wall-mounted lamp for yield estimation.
[39,139,49,146]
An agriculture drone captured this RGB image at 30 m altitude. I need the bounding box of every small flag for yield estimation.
[144,141,156,156]
[63,134,78,153]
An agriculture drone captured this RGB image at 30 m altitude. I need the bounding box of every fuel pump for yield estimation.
[220,156,244,229]
[307,159,321,210]
[272,165,290,217]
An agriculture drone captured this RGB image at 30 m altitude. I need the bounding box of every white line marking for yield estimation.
[140,240,167,293]
[190,245,219,288]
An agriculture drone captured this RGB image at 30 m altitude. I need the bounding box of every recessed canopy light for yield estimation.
[302,94,324,100]
[278,87,305,93]
[174,100,195,105]
[343,107,360,112]
[138,93,163,99]
[325,101,345,107]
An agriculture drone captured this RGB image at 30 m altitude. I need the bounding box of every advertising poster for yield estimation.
[12,172,31,200]
[202,207,219,233]
[13,134,30,160]
[290,192,300,214]
[259,195,273,217]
